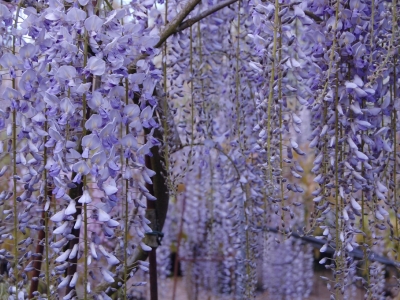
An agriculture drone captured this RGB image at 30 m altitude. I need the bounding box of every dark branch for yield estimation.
[176,0,239,33]
[263,227,398,267]
[155,0,202,48]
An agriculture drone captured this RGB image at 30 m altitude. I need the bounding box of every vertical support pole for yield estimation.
[148,246,159,300]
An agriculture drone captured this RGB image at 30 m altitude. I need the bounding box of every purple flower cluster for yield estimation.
[251,0,400,297]
[0,0,399,299]
[0,0,164,298]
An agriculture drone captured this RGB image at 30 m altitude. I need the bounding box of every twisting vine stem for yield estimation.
[317,0,340,103]
[82,28,89,300]
[333,67,342,299]
[369,0,375,65]
[266,0,279,182]
[44,120,51,298]
[123,77,129,300]
[277,13,285,234]
[234,1,252,297]
[11,1,23,295]
[393,58,399,255]
[392,0,399,257]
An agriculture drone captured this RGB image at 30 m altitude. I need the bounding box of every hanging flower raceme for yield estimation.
[0,0,166,297]
[0,0,398,299]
